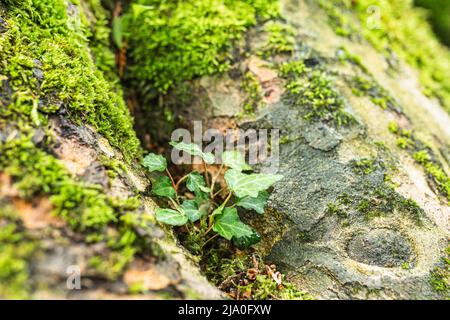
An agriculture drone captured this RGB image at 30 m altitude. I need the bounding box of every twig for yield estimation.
[210,162,224,198]
[169,197,181,209]
[174,173,189,191]
[203,224,214,236]
[202,233,219,247]
[202,160,210,186]
[165,168,177,190]
[222,191,233,207]
[207,192,233,229]
[212,187,225,198]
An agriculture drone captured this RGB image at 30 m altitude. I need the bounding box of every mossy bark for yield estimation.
[0,0,220,299]
[0,0,449,300]
[133,0,450,299]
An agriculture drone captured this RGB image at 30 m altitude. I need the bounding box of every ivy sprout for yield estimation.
[142,143,283,248]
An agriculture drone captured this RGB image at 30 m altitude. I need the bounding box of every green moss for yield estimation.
[349,158,420,221]
[396,137,414,149]
[423,162,450,201]
[388,121,400,134]
[321,0,450,115]
[330,176,425,224]
[259,21,296,58]
[203,251,247,286]
[326,193,355,220]
[0,205,37,299]
[415,0,450,47]
[280,61,355,126]
[0,0,169,288]
[351,158,379,175]
[88,246,136,280]
[413,150,431,163]
[279,60,306,78]
[202,251,312,300]
[337,46,368,73]
[402,262,411,270]
[388,123,450,202]
[83,0,118,81]
[0,0,140,162]
[241,71,262,113]
[349,75,400,112]
[239,274,312,300]
[124,0,279,94]
[99,155,129,181]
[318,0,357,37]
[0,133,117,230]
[0,131,162,278]
[429,246,450,298]
[279,135,290,144]
[360,189,423,223]
[399,198,423,223]
[326,202,348,218]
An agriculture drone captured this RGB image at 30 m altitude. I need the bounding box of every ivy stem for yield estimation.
[222,191,233,207]
[206,191,232,231]
[203,224,214,236]
[212,187,225,198]
[169,197,181,209]
[202,160,210,186]
[174,173,189,191]
[210,162,224,198]
[202,233,219,248]
[165,168,177,191]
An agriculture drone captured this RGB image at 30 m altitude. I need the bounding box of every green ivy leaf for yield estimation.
[224,169,283,198]
[170,141,215,164]
[194,188,209,203]
[233,229,261,248]
[222,150,251,171]
[212,207,254,240]
[142,153,167,172]
[152,176,176,198]
[155,208,187,226]
[236,191,269,214]
[197,201,210,217]
[181,200,202,222]
[210,205,224,220]
[186,172,211,193]
[112,16,123,48]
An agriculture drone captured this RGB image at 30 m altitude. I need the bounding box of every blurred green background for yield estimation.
[415,0,450,47]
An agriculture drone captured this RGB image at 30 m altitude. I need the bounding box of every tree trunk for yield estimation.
[0,0,449,300]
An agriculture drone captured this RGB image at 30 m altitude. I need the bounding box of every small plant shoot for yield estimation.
[142,142,283,248]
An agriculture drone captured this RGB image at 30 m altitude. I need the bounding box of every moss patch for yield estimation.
[279,60,355,126]
[327,156,425,225]
[0,204,37,299]
[388,121,450,202]
[0,0,165,294]
[241,71,263,114]
[124,0,279,94]
[321,0,450,115]
[202,249,312,300]
[259,20,296,58]
[349,75,401,112]
[429,246,450,299]
[0,0,140,162]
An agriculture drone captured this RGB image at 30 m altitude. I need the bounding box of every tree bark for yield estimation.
[0,0,449,300]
